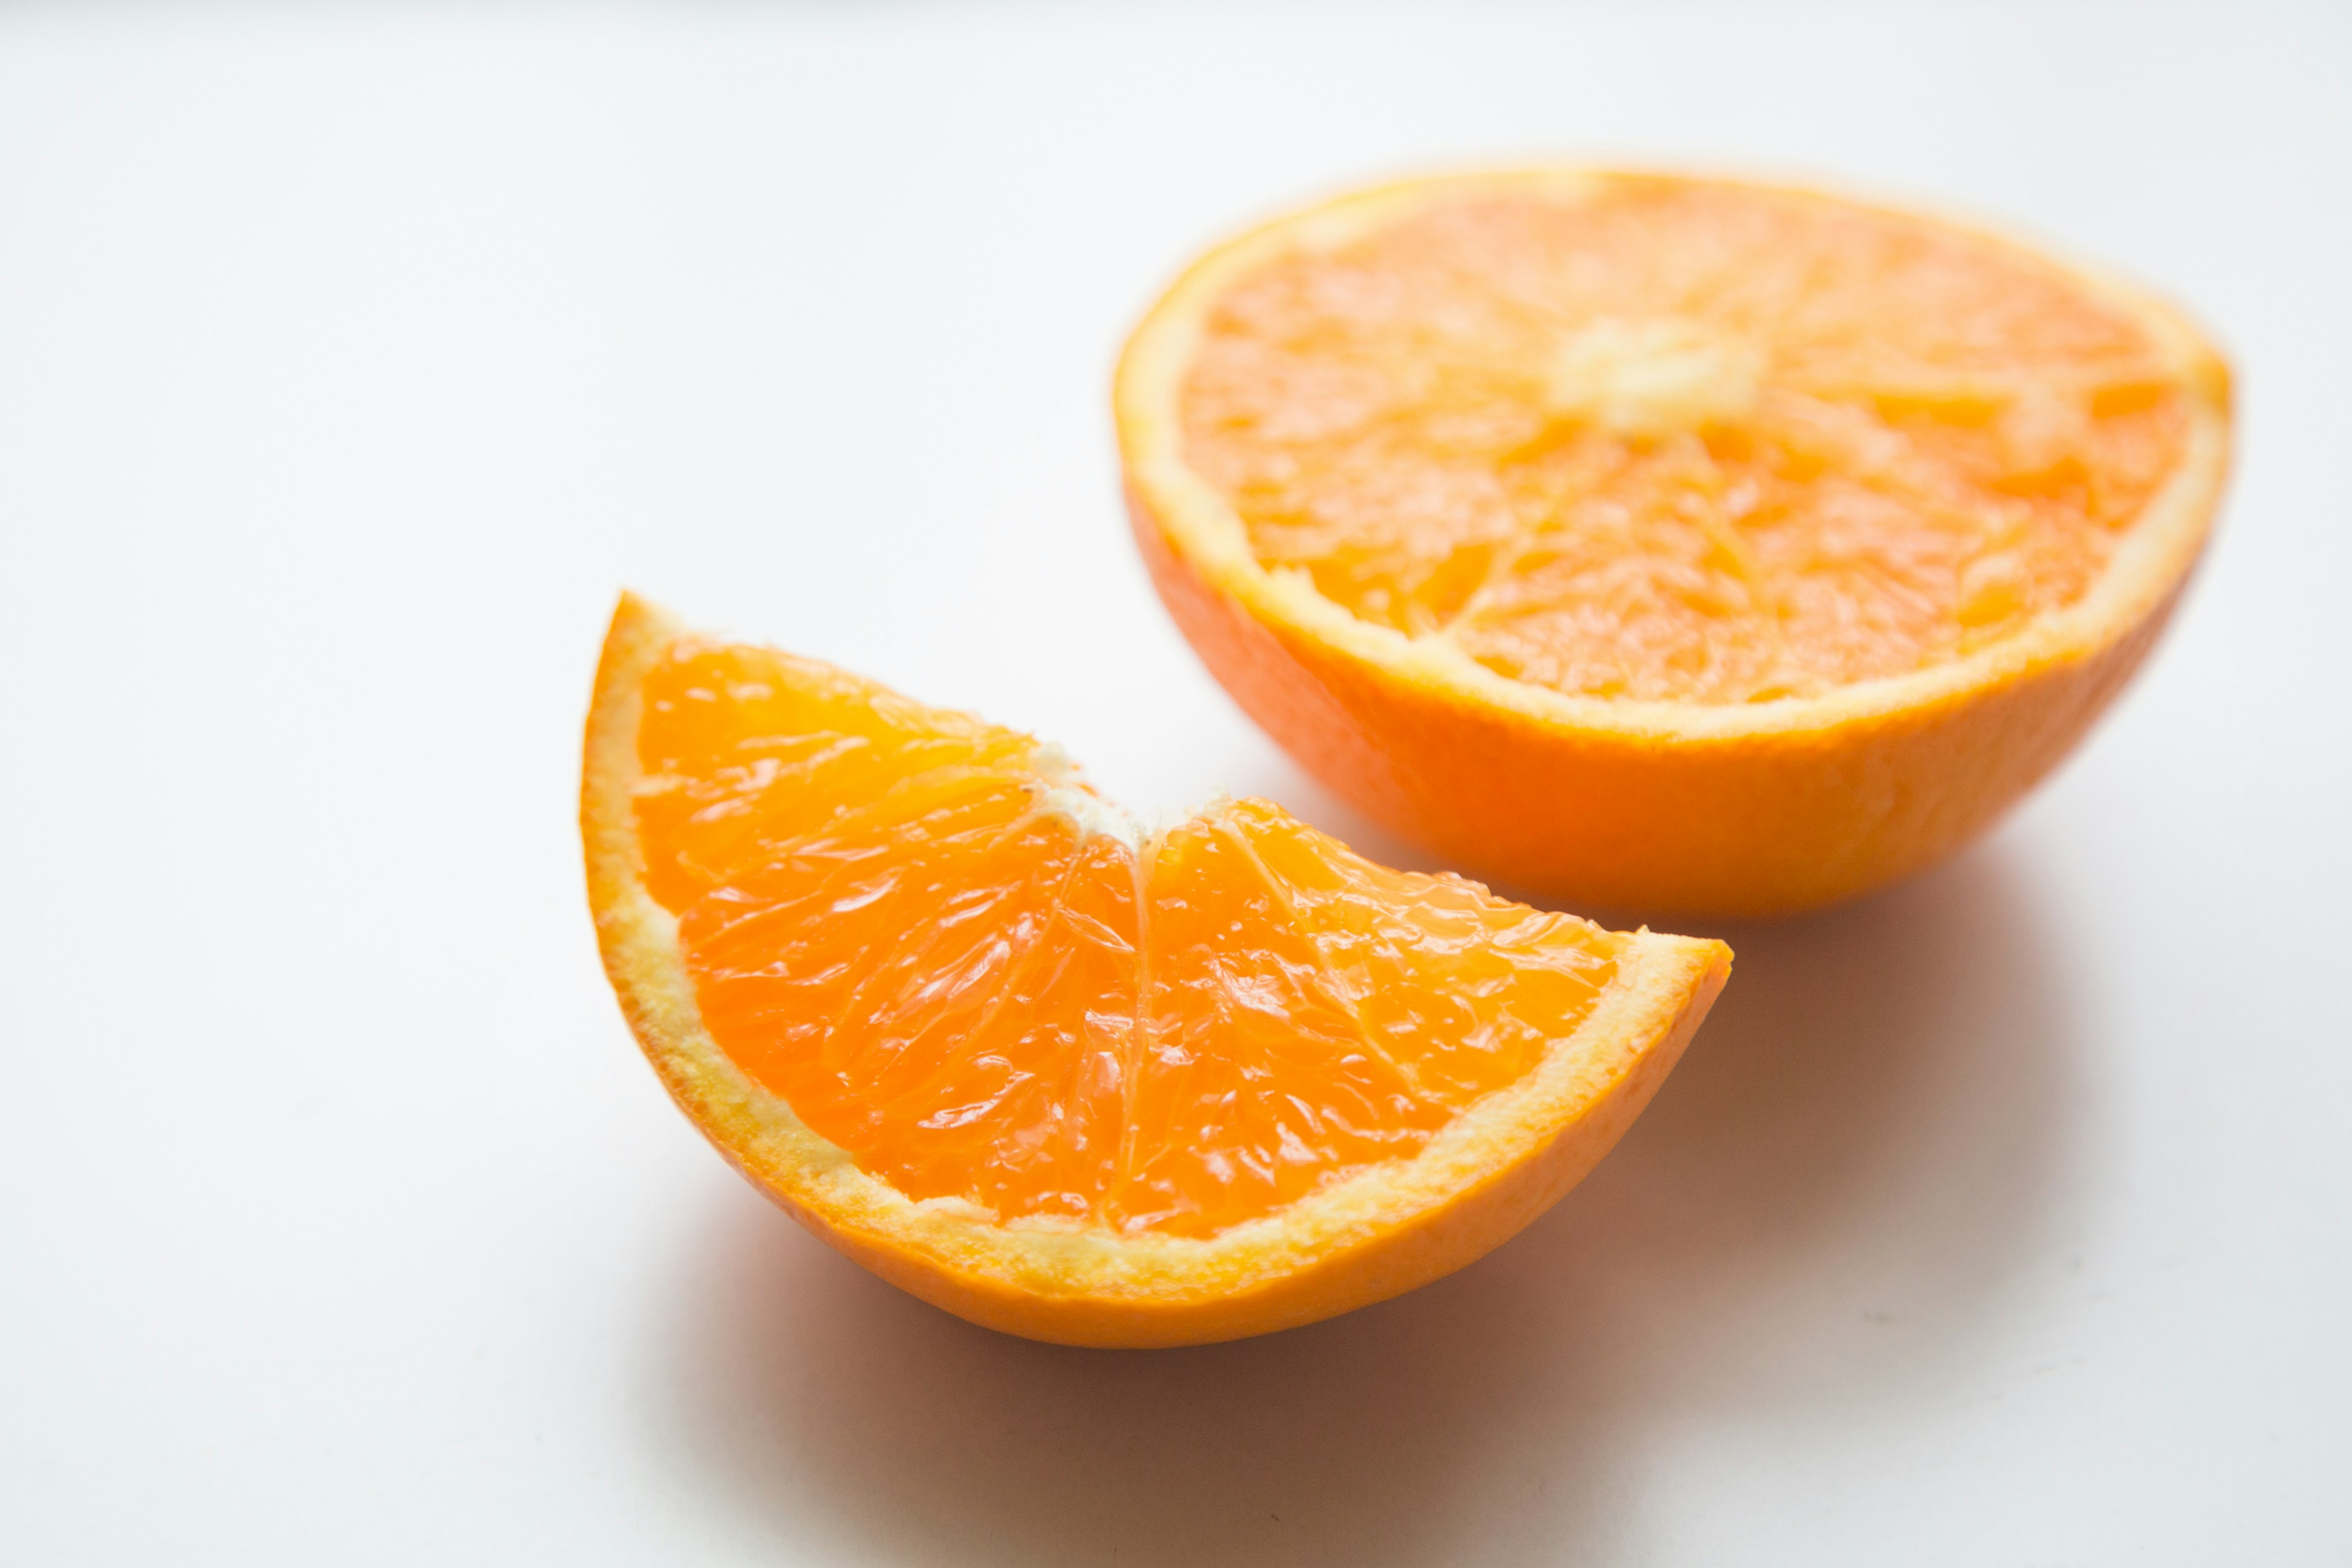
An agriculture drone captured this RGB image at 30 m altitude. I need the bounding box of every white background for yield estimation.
[4,4,2348,1562]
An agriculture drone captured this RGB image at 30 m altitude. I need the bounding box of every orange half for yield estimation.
[583,594,1730,1346]
[1118,169,2231,914]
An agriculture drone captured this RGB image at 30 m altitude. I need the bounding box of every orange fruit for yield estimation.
[582,593,1730,1347]
[1117,169,2231,915]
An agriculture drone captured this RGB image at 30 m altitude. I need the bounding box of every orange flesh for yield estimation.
[633,639,1624,1237]
[1180,178,2192,703]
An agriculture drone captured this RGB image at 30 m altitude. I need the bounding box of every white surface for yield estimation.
[3,4,2348,1562]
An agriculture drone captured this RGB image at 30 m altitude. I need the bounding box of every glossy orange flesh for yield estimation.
[1180,178,2192,702]
[633,638,1626,1238]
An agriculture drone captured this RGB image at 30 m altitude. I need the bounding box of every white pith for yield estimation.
[1028,744,1148,850]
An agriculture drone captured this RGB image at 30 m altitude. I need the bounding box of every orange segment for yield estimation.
[1118,802,1621,1235]
[1118,169,2231,913]
[639,639,1128,1224]
[583,594,1730,1345]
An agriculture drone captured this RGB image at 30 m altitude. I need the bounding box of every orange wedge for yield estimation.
[582,594,1729,1346]
[1117,169,2231,914]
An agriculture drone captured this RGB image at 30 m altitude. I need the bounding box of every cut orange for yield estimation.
[582,594,1730,1346]
[1117,169,2231,914]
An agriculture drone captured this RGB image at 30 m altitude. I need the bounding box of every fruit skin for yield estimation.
[1115,170,2234,917]
[584,594,1730,1347]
